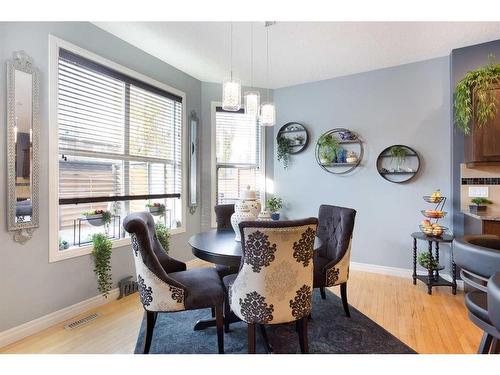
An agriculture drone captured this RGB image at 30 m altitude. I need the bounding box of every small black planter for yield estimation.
[469,205,488,213]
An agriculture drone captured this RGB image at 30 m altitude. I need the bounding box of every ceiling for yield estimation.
[94,22,500,89]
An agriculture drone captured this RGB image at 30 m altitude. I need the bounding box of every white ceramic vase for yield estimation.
[230,186,261,241]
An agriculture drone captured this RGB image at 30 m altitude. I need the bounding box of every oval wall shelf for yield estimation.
[315,128,363,175]
[376,145,421,183]
[276,122,309,155]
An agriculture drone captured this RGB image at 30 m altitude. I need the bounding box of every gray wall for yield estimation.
[273,57,451,269]
[450,39,500,236]
[0,22,202,331]
[200,82,274,231]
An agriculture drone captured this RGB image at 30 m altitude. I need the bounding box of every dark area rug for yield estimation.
[135,289,416,354]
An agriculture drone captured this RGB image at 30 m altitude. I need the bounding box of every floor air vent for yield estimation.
[64,312,101,330]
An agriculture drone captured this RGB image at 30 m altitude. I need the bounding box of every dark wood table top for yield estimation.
[189,229,323,268]
[411,232,454,243]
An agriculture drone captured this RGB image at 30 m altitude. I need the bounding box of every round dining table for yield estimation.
[188,228,323,331]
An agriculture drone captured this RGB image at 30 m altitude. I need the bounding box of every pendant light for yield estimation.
[244,23,260,118]
[222,22,241,111]
[260,22,276,127]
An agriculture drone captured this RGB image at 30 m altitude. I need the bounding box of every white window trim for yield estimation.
[48,35,187,263]
[210,101,266,228]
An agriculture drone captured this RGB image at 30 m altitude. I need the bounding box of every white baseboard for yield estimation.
[350,261,464,291]
[0,288,119,349]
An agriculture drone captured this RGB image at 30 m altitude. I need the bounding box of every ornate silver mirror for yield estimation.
[6,51,40,243]
[188,110,199,214]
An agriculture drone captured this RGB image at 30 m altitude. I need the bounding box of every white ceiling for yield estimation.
[94,22,500,89]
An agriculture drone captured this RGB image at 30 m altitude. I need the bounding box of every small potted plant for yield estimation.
[83,209,112,228]
[470,197,493,213]
[155,222,171,254]
[417,252,439,270]
[292,134,305,145]
[277,137,291,169]
[59,238,69,250]
[318,134,340,164]
[266,196,283,220]
[390,146,407,171]
[91,233,113,298]
[146,202,166,216]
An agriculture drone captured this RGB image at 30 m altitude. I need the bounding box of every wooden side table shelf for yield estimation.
[411,232,457,295]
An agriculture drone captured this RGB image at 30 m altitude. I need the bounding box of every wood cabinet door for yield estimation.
[465,84,500,165]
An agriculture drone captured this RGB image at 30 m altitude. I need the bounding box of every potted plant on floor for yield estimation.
[470,197,493,213]
[318,133,340,164]
[277,136,292,169]
[155,222,171,254]
[267,196,283,220]
[91,233,113,298]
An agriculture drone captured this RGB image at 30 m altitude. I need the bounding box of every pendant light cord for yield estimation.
[230,22,233,81]
[266,25,270,102]
[250,23,254,89]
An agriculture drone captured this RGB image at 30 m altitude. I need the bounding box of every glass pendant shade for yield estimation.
[260,102,276,126]
[222,78,241,111]
[244,91,260,118]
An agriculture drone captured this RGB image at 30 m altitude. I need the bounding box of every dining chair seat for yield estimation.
[466,291,490,324]
[169,267,225,310]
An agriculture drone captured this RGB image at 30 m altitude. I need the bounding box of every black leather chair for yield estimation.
[453,235,500,354]
[487,273,500,354]
[124,212,225,354]
[313,205,356,317]
[214,204,238,278]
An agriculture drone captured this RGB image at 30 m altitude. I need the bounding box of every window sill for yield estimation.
[49,226,186,263]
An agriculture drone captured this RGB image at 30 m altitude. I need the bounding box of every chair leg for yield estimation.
[340,282,351,318]
[297,317,309,354]
[211,307,215,318]
[259,324,273,353]
[143,311,157,354]
[489,338,499,354]
[478,332,493,354]
[247,323,256,354]
[224,292,231,333]
[320,287,326,300]
[215,304,224,354]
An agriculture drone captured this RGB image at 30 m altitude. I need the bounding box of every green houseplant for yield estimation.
[318,134,340,164]
[470,197,493,213]
[91,233,113,297]
[417,252,439,270]
[146,202,166,217]
[155,222,171,254]
[277,136,291,169]
[83,209,112,229]
[390,146,407,170]
[454,55,500,135]
[266,196,283,220]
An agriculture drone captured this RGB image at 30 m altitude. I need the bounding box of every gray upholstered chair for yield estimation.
[223,218,318,353]
[488,273,500,353]
[215,204,235,230]
[123,212,225,354]
[453,236,500,354]
[313,205,356,317]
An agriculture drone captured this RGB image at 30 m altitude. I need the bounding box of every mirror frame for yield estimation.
[6,51,40,243]
[188,110,199,214]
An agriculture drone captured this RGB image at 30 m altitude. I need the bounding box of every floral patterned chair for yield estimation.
[123,212,225,354]
[223,218,318,353]
[313,205,356,317]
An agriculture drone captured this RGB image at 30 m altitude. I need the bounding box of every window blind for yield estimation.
[215,107,262,204]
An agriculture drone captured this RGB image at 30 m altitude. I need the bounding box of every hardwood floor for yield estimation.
[0,262,482,354]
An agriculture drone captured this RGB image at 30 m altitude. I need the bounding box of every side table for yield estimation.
[411,232,457,295]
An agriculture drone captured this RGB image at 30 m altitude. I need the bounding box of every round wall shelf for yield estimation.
[276,122,309,155]
[315,128,363,175]
[376,145,421,183]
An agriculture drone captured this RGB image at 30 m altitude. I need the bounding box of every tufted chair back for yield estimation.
[228,218,318,325]
[214,204,235,230]
[317,205,356,263]
[123,212,186,312]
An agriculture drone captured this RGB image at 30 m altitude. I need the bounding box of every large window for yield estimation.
[214,106,264,207]
[51,40,184,258]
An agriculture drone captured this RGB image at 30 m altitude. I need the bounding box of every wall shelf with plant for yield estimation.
[376,145,421,183]
[315,128,363,175]
[276,122,309,169]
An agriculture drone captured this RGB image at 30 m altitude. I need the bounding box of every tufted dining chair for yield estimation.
[223,218,318,353]
[123,212,225,354]
[214,204,235,230]
[313,205,356,317]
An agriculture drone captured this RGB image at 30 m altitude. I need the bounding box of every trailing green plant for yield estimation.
[83,209,112,224]
[454,55,500,135]
[277,136,291,169]
[266,196,283,213]
[417,252,439,270]
[389,146,407,165]
[318,134,340,162]
[91,233,113,298]
[471,197,493,206]
[155,222,171,254]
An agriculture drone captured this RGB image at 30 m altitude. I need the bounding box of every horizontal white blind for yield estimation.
[215,108,262,204]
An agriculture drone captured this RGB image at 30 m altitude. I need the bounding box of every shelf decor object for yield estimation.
[276,122,309,155]
[315,128,363,175]
[376,145,420,183]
